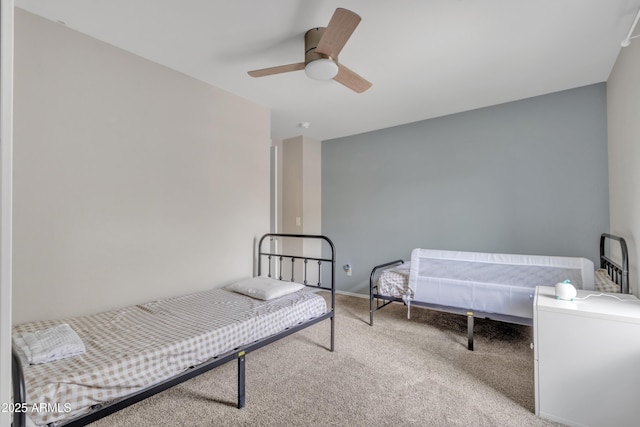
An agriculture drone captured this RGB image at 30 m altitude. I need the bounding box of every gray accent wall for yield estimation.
[323,84,609,295]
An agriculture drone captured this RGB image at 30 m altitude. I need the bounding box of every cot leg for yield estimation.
[237,351,246,408]
[467,312,474,351]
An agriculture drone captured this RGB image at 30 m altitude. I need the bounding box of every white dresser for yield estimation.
[534,285,640,427]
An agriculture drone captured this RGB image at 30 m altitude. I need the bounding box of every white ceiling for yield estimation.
[15,0,640,141]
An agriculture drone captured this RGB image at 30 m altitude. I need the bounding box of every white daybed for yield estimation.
[369,233,629,350]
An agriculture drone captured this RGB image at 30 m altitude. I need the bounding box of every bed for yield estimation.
[369,233,629,350]
[11,233,336,427]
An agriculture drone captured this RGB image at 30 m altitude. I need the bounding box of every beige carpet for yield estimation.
[90,293,561,427]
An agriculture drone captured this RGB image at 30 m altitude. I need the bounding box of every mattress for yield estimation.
[13,287,326,426]
[376,249,596,320]
[378,264,618,298]
[377,262,412,299]
[594,268,621,293]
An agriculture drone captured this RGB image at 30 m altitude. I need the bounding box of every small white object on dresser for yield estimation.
[533,285,640,427]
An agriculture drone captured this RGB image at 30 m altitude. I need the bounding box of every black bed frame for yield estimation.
[600,233,629,294]
[369,233,630,351]
[12,233,335,427]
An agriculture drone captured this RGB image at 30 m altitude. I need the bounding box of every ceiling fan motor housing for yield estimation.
[304,27,339,80]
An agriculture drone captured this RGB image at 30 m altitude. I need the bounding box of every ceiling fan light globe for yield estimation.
[305,59,339,80]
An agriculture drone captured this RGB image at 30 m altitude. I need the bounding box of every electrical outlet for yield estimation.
[343,263,352,276]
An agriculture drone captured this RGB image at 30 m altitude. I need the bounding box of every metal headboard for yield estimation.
[600,233,629,294]
[257,233,336,292]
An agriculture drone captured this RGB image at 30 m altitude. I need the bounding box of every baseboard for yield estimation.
[335,290,368,299]
[314,289,369,299]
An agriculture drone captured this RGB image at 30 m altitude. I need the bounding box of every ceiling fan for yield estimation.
[247,8,372,93]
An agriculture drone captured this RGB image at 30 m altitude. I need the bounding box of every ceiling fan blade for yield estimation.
[248,62,305,77]
[333,64,372,93]
[316,8,361,58]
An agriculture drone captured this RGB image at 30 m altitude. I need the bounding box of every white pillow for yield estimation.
[226,277,304,300]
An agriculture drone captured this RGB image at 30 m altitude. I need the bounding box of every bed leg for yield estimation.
[467,312,474,351]
[12,349,27,427]
[330,315,335,352]
[237,351,246,409]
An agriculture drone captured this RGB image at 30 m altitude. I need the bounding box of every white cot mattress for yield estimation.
[13,287,326,426]
[376,249,595,320]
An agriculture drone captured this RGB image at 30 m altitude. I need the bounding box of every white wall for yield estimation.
[12,9,271,323]
[1,1,14,424]
[607,38,640,296]
[302,136,322,237]
[282,136,303,237]
[280,135,322,238]
[278,135,322,282]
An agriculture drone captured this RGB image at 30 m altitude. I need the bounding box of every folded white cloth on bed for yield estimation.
[13,323,85,365]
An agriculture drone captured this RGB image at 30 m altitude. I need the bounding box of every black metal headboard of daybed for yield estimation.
[600,233,630,294]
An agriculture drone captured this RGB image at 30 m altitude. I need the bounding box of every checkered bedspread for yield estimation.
[13,287,326,426]
[376,262,412,299]
[595,268,621,292]
[377,264,622,297]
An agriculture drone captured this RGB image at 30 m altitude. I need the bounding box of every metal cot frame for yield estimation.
[369,233,630,351]
[12,233,335,427]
